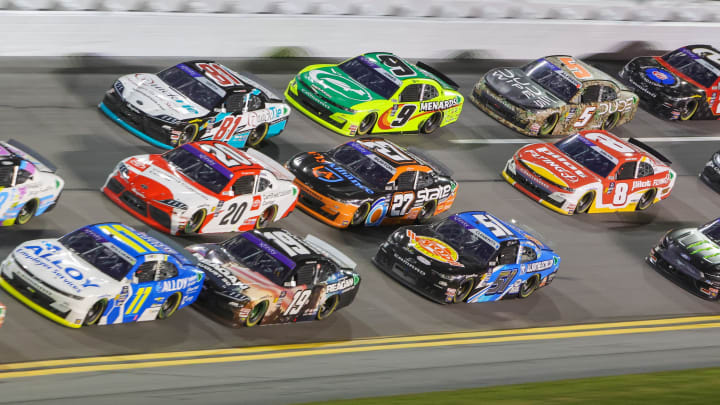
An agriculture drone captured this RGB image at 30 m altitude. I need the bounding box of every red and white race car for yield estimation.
[503,130,676,215]
[102,141,298,234]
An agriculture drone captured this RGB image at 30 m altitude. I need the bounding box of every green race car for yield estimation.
[285,52,464,136]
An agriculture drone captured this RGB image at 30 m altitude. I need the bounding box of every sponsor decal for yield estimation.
[490,69,557,108]
[632,179,651,189]
[199,262,250,290]
[307,69,373,102]
[16,244,100,293]
[312,163,374,195]
[419,98,459,112]
[157,275,199,293]
[529,122,541,136]
[527,147,588,183]
[251,195,262,210]
[326,277,355,293]
[522,258,556,273]
[644,68,676,86]
[394,253,426,275]
[312,165,343,183]
[406,229,464,267]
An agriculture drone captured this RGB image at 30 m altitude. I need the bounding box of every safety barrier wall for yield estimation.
[0,1,719,58]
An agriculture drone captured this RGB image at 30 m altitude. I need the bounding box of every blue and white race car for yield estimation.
[0,223,204,328]
[100,60,291,149]
[373,211,560,304]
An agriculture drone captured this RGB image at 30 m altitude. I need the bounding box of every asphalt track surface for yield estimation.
[1,58,720,402]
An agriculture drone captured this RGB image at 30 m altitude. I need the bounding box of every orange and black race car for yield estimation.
[286,138,458,229]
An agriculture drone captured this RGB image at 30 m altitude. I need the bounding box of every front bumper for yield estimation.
[502,158,573,215]
[285,79,357,136]
[100,90,178,149]
[470,85,537,136]
[293,179,358,228]
[101,173,178,235]
[647,245,720,300]
[0,255,84,328]
[700,161,720,193]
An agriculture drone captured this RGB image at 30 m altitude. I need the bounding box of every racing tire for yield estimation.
[256,205,277,229]
[83,300,106,326]
[316,294,340,320]
[574,192,595,214]
[601,112,620,131]
[15,199,38,225]
[350,202,371,226]
[416,200,436,224]
[518,275,541,299]
[539,113,559,136]
[247,123,269,148]
[183,209,206,234]
[453,278,475,303]
[157,292,182,320]
[636,188,657,211]
[245,301,269,327]
[680,99,699,121]
[420,112,442,134]
[177,123,199,146]
[357,113,377,136]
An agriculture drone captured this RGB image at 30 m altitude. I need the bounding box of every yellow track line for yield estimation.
[2,317,720,379]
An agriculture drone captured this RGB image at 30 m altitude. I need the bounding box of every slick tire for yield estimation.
[357,113,377,136]
[601,112,620,131]
[316,294,340,320]
[680,99,699,121]
[574,192,595,214]
[416,200,437,224]
[83,300,106,326]
[184,209,206,234]
[420,112,442,134]
[247,123,269,148]
[351,202,371,226]
[157,292,182,320]
[636,188,657,211]
[245,301,269,327]
[15,199,38,225]
[518,275,541,299]
[539,113,559,136]
[256,205,277,229]
[453,279,474,303]
[177,123,199,146]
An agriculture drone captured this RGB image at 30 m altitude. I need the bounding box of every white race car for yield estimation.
[102,141,299,235]
[0,140,64,226]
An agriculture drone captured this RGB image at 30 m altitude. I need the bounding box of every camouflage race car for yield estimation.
[285,52,463,136]
[471,56,639,137]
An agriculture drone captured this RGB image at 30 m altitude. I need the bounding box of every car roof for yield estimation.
[359,52,454,89]
[176,60,252,93]
[543,55,619,84]
[82,223,184,260]
[243,229,325,268]
[677,45,720,71]
[453,211,551,250]
[351,138,437,173]
[575,130,660,163]
[181,141,264,176]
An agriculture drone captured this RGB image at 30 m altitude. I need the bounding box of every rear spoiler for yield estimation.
[407,146,453,177]
[4,139,58,173]
[246,148,295,182]
[627,138,672,165]
[237,71,284,102]
[303,234,357,271]
[416,61,460,91]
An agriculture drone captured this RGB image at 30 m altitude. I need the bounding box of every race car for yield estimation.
[471,56,638,137]
[287,137,457,228]
[700,150,720,192]
[502,130,676,215]
[0,223,204,328]
[0,140,64,226]
[647,218,720,300]
[285,52,463,136]
[100,60,290,149]
[187,228,360,327]
[374,211,560,304]
[102,141,298,235]
[619,45,720,121]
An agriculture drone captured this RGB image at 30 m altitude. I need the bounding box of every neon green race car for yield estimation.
[285,52,464,136]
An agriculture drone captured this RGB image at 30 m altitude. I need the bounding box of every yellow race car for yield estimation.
[285,52,464,136]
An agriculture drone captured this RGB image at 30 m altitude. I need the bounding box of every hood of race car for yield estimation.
[287,152,377,200]
[627,57,704,98]
[516,143,601,190]
[11,239,121,298]
[123,155,215,207]
[116,73,210,121]
[297,66,386,110]
[484,68,566,110]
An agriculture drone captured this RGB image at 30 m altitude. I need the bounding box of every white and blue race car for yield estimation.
[0,223,204,328]
[0,140,64,226]
[100,61,291,150]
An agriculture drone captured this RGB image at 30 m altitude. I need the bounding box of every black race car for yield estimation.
[186,228,360,327]
[700,151,720,193]
[647,218,720,300]
[619,45,720,121]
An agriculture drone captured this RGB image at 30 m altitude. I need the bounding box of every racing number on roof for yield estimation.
[473,214,513,238]
[691,47,720,65]
[196,63,242,87]
[558,57,592,80]
[364,140,414,163]
[583,132,634,154]
[391,105,418,127]
[264,231,311,256]
[390,191,415,217]
[377,54,415,77]
[198,143,252,167]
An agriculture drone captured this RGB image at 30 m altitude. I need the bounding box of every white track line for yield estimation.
[450,136,720,144]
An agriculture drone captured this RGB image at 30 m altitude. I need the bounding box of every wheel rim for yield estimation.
[638,189,656,210]
[185,210,205,234]
[519,276,539,298]
[423,113,441,134]
[351,203,370,225]
[247,124,268,147]
[16,202,35,225]
[540,114,558,135]
[681,100,698,121]
[454,279,474,303]
[257,206,276,229]
[602,113,619,130]
[575,193,593,214]
[178,124,197,145]
[246,301,267,326]
[162,295,177,313]
[358,114,376,135]
[318,295,339,319]
[418,202,435,222]
[85,301,104,325]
